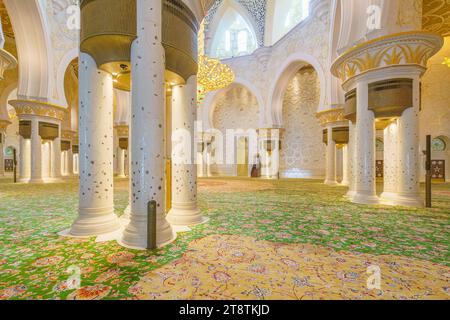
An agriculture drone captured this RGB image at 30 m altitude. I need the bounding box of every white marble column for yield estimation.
[352,81,378,204]
[0,132,4,176]
[380,121,398,203]
[396,77,423,207]
[117,147,126,178]
[259,129,280,179]
[67,147,74,176]
[73,153,79,175]
[30,117,43,183]
[167,76,203,226]
[325,125,337,185]
[69,52,120,236]
[346,122,356,198]
[19,136,29,181]
[51,126,62,180]
[341,144,349,186]
[122,0,175,248]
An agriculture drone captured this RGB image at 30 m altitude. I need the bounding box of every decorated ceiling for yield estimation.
[422,0,450,37]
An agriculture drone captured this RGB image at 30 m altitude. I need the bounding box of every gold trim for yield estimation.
[165,159,172,213]
[9,100,66,121]
[332,32,443,83]
[0,119,11,131]
[316,108,347,126]
[114,124,129,138]
[61,129,76,140]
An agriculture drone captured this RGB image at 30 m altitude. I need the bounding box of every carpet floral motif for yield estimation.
[132,234,450,300]
[0,178,449,300]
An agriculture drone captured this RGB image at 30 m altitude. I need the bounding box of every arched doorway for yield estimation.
[278,65,325,178]
[210,83,260,177]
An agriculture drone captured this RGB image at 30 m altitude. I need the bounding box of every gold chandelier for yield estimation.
[443,57,450,68]
[196,19,234,93]
[197,55,235,92]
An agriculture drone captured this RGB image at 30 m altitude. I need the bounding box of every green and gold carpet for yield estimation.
[0,178,449,300]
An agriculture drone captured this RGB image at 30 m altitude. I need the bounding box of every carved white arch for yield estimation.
[267,52,326,127]
[4,0,53,102]
[0,82,17,119]
[200,76,264,130]
[55,48,79,108]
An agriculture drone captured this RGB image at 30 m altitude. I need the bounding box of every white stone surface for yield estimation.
[117,148,126,178]
[352,82,378,205]
[29,117,43,183]
[50,125,62,180]
[324,124,337,185]
[280,69,325,179]
[341,144,349,186]
[396,77,423,207]
[380,121,399,204]
[69,53,120,236]
[167,76,204,226]
[346,122,356,198]
[122,0,175,249]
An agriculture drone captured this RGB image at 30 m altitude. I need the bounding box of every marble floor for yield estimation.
[0,177,449,300]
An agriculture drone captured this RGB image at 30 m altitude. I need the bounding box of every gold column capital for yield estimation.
[331,31,444,84]
[9,100,66,122]
[316,108,347,127]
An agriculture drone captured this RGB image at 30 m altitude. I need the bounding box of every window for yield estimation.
[237,30,248,53]
[210,7,257,59]
[432,138,447,152]
[272,0,310,44]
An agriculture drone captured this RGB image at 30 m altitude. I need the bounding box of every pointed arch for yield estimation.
[200,77,264,130]
[206,0,259,59]
[4,0,52,102]
[267,52,326,127]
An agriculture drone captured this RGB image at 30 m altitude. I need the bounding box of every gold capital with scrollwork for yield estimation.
[331,32,443,84]
[9,100,66,122]
[0,119,12,132]
[114,124,129,138]
[316,108,347,127]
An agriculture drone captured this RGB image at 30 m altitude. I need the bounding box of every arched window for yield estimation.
[432,138,447,152]
[210,7,257,59]
[271,0,310,44]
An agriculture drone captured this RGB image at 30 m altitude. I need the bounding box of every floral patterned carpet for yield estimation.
[0,177,449,300]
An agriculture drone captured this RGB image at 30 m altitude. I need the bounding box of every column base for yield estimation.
[340,180,349,186]
[69,207,121,237]
[391,194,424,208]
[351,192,380,205]
[345,190,356,199]
[167,205,204,227]
[379,192,398,205]
[29,178,45,184]
[117,175,127,179]
[122,204,131,219]
[261,175,279,180]
[324,179,339,186]
[121,214,175,250]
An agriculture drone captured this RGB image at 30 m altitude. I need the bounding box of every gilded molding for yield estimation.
[0,119,11,132]
[422,0,450,37]
[0,48,17,80]
[114,124,129,138]
[61,129,76,141]
[331,32,443,83]
[316,108,347,127]
[9,100,66,122]
[80,0,199,82]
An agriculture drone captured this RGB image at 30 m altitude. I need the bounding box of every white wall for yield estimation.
[280,68,325,178]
